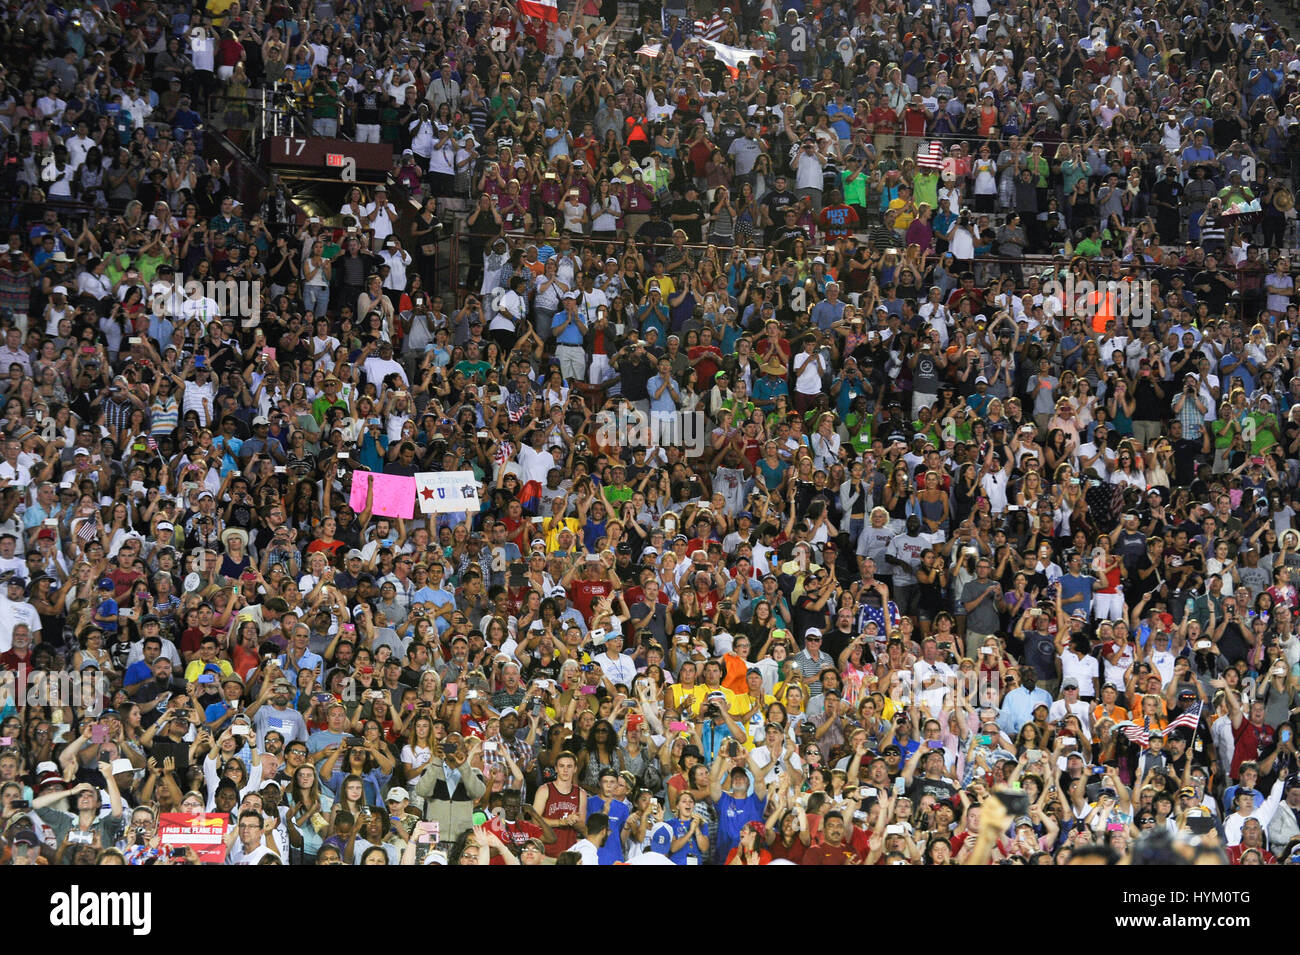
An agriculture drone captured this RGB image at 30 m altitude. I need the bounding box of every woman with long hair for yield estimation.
[289,762,333,862]
[578,719,624,793]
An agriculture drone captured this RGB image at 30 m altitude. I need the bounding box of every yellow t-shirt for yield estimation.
[645,275,676,297]
[543,516,580,553]
[691,684,740,718]
[887,198,916,231]
[184,658,234,683]
[669,682,700,714]
[734,691,777,749]
[205,0,238,22]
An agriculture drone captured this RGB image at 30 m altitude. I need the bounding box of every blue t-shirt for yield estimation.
[966,392,993,417]
[123,659,153,687]
[588,795,630,864]
[96,597,120,633]
[1059,572,1095,619]
[204,700,236,724]
[307,728,348,766]
[713,792,764,861]
[648,817,707,864]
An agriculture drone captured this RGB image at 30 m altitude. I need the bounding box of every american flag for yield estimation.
[1166,702,1204,735]
[75,518,98,545]
[146,436,158,452]
[494,440,514,468]
[918,141,944,170]
[695,14,726,40]
[507,394,528,423]
[1119,718,1152,748]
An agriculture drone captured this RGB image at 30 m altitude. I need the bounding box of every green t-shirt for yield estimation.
[104,252,134,287]
[845,411,872,454]
[841,168,868,207]
[1212,417,1237,451]
[311,395,348,425]
[912,418,943,446]
[136,251,169,284]
[489,94,517,124]
[455,360,491,381]
[720,397,756,420]
[913,171,939,210]
[1062,159,1089,196]
[1023,154,1049,188]
[603,485,634,508]
[1074,237,1102,258]
[381,104,401,143]
[312,80,339,119]
[1246,412,1280,455]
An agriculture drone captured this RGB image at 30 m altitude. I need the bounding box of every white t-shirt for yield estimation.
[227,842,278,865]
[516,445,557,485]
[1059,650,1099,697]
[190,31,216,71]
[571,838,601,865]
[492,290,525,332]
[1048,697,1093,734]
[1101,641,1134,689]
[793,351,824,395]
[363,202,397,241]
[0,595,40,653]
[590,197,621,232]
[312,335,340,370]
[362,355,408,389]
[980,468,1009,514]
[794,150,824,189]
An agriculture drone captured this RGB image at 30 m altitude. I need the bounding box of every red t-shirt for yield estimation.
[218,37,243,67]
[768,837,807,864]
[306,539,345,559]
[569,579,614,624]
[486,816,545,863]
[1231,719,1274,779]
[868,107,897,133]
[849,825,872,858]
[180,626,219,658]
[688,345,722,387]
[502,517,529,555]
[725,847,773,865]
[1226,844,1276,865]
[108,567,143,600]
[459,710,490,740]
[802,842,858,864]
[522,17,548,50]
[950,829,1011,860]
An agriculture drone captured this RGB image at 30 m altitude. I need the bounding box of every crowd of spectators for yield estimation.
[4,0,1300,866]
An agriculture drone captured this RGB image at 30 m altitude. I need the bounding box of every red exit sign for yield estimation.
[325,153,346,168]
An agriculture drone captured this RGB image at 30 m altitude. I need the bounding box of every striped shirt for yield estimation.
[1176,392,1206,440]
[150,396,179,437]
[1201,212,1226,244]
[182,380,216,427]
[101,396,133,435]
